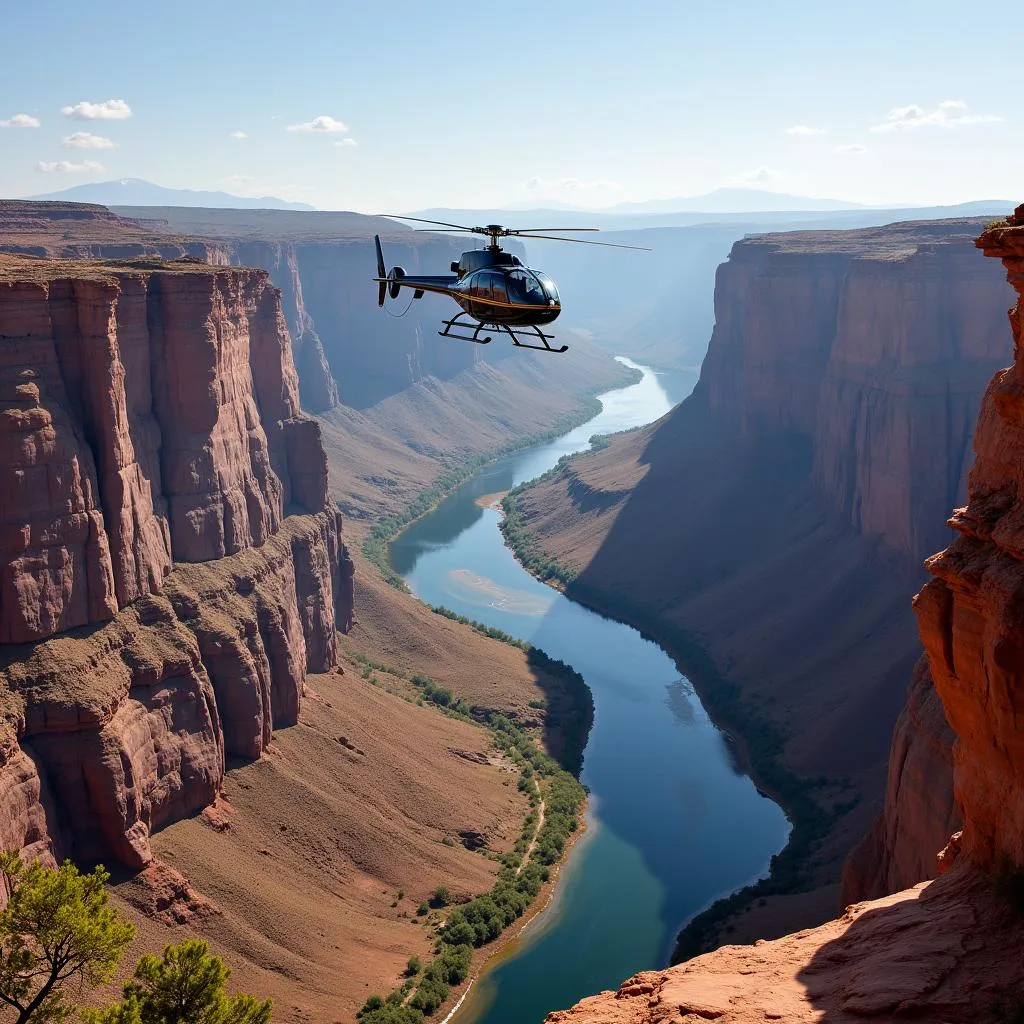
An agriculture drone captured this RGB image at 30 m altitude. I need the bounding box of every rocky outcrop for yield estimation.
[0,253,352,871]
[547,865,1023,1024]
[702,220,1011,562]
[915,209,1024,869]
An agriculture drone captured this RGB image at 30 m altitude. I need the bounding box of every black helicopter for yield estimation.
[374,217,650,353]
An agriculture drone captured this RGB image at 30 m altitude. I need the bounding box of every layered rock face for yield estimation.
[512,219,1011,927]
[0,255,331,641]
[0,253,352,872]
[545,210,1024,1024]
[915,213,1024,869]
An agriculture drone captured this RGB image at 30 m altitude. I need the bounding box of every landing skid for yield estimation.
[438,313,568,353]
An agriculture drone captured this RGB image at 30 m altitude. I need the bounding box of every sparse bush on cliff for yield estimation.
[0,853,136,1024]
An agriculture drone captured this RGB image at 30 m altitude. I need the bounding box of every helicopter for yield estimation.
[373,217,650,353]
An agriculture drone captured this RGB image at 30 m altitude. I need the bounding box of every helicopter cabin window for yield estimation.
[476,271,508,304]
[507,269,546,305]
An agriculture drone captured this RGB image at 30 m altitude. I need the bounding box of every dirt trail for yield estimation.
[518,799,546,876]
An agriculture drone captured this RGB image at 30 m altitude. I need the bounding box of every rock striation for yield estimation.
[0,253,352,872]
[545,208,1024,1024]
[915,209,1024,870]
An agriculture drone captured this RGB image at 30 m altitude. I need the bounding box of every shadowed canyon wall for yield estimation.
[543,205,1024,1024]
[0,253,352,873]
[511,218,1012,930]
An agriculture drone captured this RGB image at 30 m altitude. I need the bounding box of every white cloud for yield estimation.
[61,99,132,120]
[62,131,116,149]
[286,115,349,133]
[726,166,781,186]
[0,113,40,128]
[834,143,867,155]
[230,131,247,139]
[870,100,1001,133]
[224,174,257,185]
[35,160,104,173]
[334,138,357,147]
[784,125,827,136]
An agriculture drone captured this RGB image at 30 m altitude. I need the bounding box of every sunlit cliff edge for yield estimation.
[544,209,1024,1021]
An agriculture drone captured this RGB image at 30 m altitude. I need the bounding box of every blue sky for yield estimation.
[0,0,1015,211]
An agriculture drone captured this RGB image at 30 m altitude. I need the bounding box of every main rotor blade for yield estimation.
[382,214,478,231]
[510,227,600,234]
[413,227,476,233]
[518,234,652,250]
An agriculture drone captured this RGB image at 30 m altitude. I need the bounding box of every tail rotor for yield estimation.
[374,234,407,306]
[374,235,387,307]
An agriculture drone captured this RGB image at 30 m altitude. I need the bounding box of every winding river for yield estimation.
[388,359,790,1024]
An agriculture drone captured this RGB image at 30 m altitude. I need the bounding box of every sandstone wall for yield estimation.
[0,253,353,872]
[0,259,330,642]
[702,221,1011,562]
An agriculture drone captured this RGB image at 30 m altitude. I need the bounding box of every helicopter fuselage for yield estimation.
[449,248,561,327]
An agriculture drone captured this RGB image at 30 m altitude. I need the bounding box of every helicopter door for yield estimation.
[471,271,508,319]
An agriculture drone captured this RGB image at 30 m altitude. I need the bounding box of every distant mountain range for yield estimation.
[25,178,315,211]
[603,188,868,214]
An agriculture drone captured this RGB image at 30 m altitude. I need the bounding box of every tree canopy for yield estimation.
[0,853,136,1024]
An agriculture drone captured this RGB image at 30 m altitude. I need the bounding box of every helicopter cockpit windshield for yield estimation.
[508,268,554,306]
[534,272,560,303]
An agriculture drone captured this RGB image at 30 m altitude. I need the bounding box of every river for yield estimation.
[388,358,790,1024]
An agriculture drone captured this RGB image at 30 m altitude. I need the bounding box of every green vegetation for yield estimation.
[426,606,593,775]
[0,855,270,1024]
[499,472,577,587]
[358,714,585,1023]
[87,939,271,1024]
[0,853,136,1024]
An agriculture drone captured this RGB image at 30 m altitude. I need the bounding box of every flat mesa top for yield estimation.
[0,200,428,249]
[0,251,242,283]
[740,216,998,259]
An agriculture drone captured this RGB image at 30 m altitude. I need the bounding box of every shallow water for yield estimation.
[389,359,790,1024]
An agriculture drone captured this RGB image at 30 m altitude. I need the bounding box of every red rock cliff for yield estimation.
[0,253,353,871]
[915,210,1024,869]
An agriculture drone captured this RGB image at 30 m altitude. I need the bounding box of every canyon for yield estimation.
[0,201,633,1021]
[544,205,1024,1024]
[505,217,1014,940]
